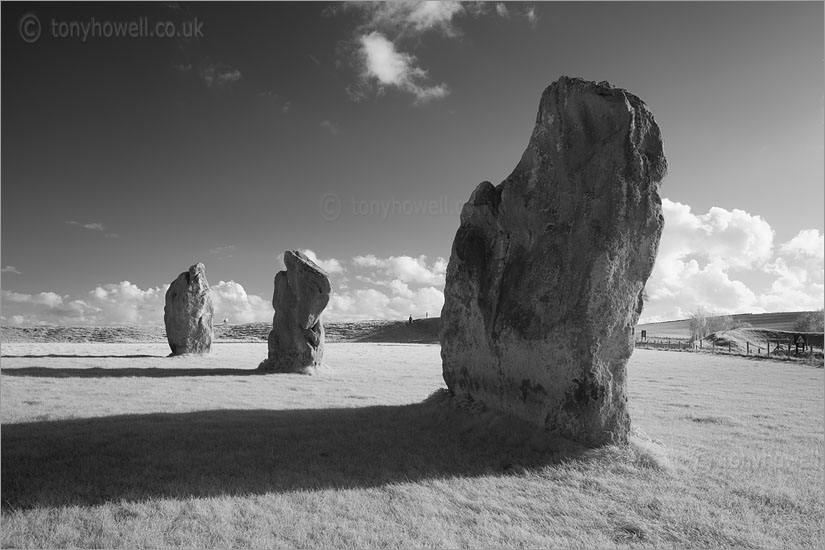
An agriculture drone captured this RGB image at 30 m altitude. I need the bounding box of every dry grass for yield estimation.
[1,344,823,548]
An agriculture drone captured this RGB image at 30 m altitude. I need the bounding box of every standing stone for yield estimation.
[259,250,331,373]
[164,263,214,355]
[440,77,666,446]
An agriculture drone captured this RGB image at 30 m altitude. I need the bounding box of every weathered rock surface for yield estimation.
[259,250,331,373]
[164,263,214,355]
[440,76,666,446]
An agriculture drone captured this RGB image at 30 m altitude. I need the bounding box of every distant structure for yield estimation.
[440,77,666,446]
[164,263,214,356]
[258,250,331,374]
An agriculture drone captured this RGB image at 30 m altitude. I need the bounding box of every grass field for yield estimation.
[1,343,823,548]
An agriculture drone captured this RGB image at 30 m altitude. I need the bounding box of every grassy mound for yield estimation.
[1,318,443,345]
[706,328,823,356]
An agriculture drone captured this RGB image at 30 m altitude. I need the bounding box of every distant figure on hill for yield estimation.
[223,317,229,325]
[408,315,413,325]
[425,312,429,318]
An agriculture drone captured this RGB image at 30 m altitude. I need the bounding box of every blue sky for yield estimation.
[2,1,823,325]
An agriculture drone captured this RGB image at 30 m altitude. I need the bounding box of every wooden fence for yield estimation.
[634,336,824,358]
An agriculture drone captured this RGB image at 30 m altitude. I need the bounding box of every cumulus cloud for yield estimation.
[325,284,444,322]
[759,229,825,312]
[1,266,21,275]
[0,280,272,326]
[210,281,272,323]
[780,229,824,260]
[641,200,823,322]
[2,290,64,308]
[321,253,447,321]
[352,254,446,284]
[89,282,168,325]
[2,289,100,325]
[300,249,346,274]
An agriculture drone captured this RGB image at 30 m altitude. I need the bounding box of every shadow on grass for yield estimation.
[1,367,263,378]
[1,402,587,510]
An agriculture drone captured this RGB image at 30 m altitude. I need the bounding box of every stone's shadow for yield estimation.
[1,354,165,359]
[1,367,264,378]
[1,403,587,510]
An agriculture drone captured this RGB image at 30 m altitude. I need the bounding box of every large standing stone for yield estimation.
[164,262,214,356]
[259,250,331,373]
[440,77,666,446]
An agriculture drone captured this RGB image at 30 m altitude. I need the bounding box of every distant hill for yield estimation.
[3,312,816,345]
[0,318,443,345]
[637,311,816,338]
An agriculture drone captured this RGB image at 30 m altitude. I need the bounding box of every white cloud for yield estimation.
[656,199,774,271]
[759,256,824,312]
[335,1,537,103]
[89,282,168,325]
[780,229,824,260]
[352,254,446,284]
[1,289,101,325]
[1,266,21,275]
[343,1,465,37]
[321,253,447,321]
[325,284,444,322]
[210,281,272,324]
[0,280,272,326]
[2,290,64,307]
[641,200,823,322]
[300,249,346,274]
[356,31,449,103]
[405,1,464,34]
